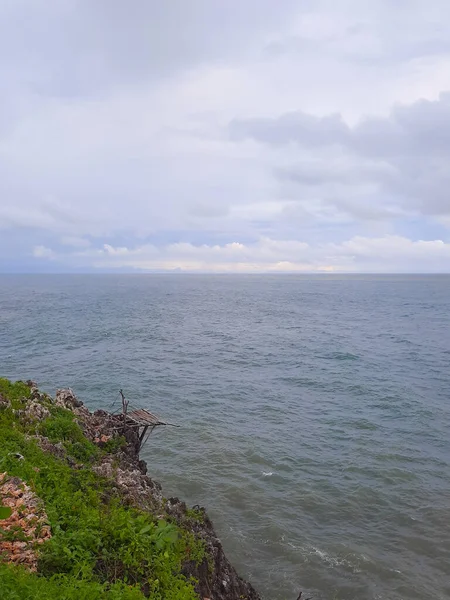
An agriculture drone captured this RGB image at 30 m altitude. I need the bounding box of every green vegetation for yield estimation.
[102,435,127,454]
[0,506,12,520]
[185,507,205,523]
[0,379,205,600]
[0,378,31,409]
[0,564,146,600]
[38,407,100,463]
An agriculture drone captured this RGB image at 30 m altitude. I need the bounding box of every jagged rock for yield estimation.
[165,497,261,600]
[0,394,10,410]
[12,399,50,427]
[55,388,84,409]
[20,400,50,423]
[27,381,51,404]
[27,435,67,460]
[92,455,163,512]
[89,463,261,599]
[0,472,51,572]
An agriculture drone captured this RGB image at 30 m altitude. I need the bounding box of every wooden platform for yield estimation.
[117,390,179,453]
[124,408,179,451]
[126,408,169,427]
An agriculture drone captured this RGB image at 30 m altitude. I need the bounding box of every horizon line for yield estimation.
[1,272,449,276]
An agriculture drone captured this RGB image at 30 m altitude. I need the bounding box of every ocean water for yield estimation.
[0,274,449,600]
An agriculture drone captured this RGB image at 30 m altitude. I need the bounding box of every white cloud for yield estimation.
[31,235,450,273]
[60,236,91,248]
[33,245,55,259]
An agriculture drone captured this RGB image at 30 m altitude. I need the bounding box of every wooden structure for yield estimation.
[117,391,179,452]
[126,408,179,450]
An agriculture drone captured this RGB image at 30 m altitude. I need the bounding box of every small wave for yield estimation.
[319,352,359,361]
[350,419,378,430]
[286,541,365,573]
[311,546,362,573]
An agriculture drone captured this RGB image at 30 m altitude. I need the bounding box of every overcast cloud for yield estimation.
[1,0,449,272]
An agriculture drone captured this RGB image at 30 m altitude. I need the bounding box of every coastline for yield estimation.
[0,379,262,600]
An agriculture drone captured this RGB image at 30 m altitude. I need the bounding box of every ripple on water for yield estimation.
[1,274,450,600]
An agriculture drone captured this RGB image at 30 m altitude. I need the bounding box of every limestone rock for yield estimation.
[0,473,51,572]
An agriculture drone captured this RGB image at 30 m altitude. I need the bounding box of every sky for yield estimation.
[1,0,450,273]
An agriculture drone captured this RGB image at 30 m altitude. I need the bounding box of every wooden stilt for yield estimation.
[139,425,149,448]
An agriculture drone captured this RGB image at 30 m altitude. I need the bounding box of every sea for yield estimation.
[0,274,449,600]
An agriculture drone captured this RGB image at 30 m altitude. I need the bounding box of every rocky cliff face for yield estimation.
[0,381,262,600]
[61,388,262,600]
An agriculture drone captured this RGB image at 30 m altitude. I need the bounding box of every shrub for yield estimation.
[39,408,99,462]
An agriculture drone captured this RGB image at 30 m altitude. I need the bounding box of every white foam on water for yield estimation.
[308,546,363,573]
[262,471,273,477]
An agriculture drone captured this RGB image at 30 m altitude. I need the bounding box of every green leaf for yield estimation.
[0,506,12,520]
[139,524,153,535]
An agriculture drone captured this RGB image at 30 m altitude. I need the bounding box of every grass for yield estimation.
[0,378,205,600]
[38,407,100,463]
[0,379,31,409]
[185,507,205,523]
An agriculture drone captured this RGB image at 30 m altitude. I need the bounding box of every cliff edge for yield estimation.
[0,378,262,600]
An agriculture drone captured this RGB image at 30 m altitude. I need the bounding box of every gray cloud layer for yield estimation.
[1,0,449,272]
[231,93,450,221]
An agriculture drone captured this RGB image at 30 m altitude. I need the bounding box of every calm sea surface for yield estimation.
[1,274,449,600]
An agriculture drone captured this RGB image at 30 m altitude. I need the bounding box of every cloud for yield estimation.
[230,92,450,160]
[231,112,350,147]
[33,245,55,259]
[0,1,450,273]
[60,236,91,248]
[30,235,450,273]
[230,93,450,223]
[0,0,299,100]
